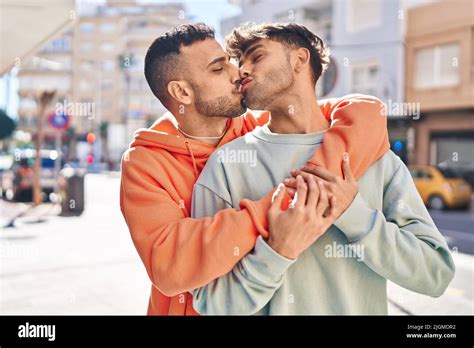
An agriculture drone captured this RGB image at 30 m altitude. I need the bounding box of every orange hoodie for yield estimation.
[120,94,390,315]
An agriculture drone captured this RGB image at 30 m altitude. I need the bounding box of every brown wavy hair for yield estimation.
[225,22,330,85]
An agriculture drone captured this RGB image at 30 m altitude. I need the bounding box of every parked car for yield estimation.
[409,165,472,210]
[438,161,474,188]
[1,149,64,202]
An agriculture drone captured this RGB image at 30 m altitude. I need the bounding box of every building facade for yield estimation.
[220,0,433,163]
[16,0,185,168]
[405,0,474,171]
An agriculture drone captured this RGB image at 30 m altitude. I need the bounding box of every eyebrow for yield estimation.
[206,55,228,69]
[239,44,264,67]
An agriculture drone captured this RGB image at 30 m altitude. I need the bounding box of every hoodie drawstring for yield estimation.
[184,141,199,177]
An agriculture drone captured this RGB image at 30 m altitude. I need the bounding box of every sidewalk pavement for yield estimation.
[387,251,473,315]
[1,173,472,315]
[0,200,60,228]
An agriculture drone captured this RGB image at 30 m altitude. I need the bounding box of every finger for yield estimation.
[293,175,308,209]
[286,187,296,198]
[305,175,319,210]
[325,195,337,218]
[342,152,355,182]
[299,171,317,183]
[300,165,337,182]
[316,180,329,216]
[290,169,302,178]
[284,177,297,189]
[270,183,285,210]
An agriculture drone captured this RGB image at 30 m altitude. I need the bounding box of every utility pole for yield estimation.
[32,90,56,206]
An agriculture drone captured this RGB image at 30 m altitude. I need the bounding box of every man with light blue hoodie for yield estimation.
[190,23,455,315]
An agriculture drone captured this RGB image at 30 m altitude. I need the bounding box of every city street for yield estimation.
[430,209,474,255]
[0,173,473,315]
[0,173,150,314]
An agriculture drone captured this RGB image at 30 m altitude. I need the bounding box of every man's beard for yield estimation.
[243,60,294,110]
[193,84,246,118]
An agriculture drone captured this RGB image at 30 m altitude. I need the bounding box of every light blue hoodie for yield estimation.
[190,125,455,315]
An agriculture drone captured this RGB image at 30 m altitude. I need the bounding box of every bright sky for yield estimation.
[142,0,241,39]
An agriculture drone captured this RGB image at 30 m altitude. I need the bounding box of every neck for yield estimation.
[175,109,228,138]
[267,85,329,134]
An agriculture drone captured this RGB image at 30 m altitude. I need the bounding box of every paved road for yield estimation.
[429,209,474,255]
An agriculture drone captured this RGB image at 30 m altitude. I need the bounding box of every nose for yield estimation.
[239,64,250,79]
[229,64,241,85]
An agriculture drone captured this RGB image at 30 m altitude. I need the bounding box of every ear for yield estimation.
[293,47,311,74]
[167,80,193,105]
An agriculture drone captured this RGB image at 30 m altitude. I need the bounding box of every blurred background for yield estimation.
[0,0,473,315]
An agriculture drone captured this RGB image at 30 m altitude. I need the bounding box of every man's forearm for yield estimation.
[190,236,295,315]
[333,162,455,297]
[121,185,272,297]
[308,94,390,180]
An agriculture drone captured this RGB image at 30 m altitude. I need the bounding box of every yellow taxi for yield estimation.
[408,165,471,210]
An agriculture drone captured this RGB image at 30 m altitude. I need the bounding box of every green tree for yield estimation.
[0,109,16,139]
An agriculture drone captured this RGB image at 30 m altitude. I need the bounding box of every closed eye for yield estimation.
[253,55,263,63]
[212,68,224,72]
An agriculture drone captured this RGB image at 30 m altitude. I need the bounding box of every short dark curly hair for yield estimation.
[225,22,330,85]
[144,23,215,108]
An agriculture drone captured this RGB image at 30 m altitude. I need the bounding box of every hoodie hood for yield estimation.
[129,111,247,159]
[128,111,256,178]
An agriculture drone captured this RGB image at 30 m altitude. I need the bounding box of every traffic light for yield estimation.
[86,154,95,165]
[393,140,404,152]
[86,132,96,145]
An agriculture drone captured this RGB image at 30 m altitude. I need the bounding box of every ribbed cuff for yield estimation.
[242,235,296,284]
[334,193,376,243]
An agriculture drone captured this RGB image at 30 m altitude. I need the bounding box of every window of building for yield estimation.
[81,60,94,71]
[347,0,381,32]
[101,60,115,71]
[80,42,94,52]
[128,20,149,31]
[349,60,380,95]
[414,43,460,89]
[99,99,113,110]
[100,23,116,33]
[79,80,91,91]
[100,42,114,52]
[80,22,95,33]
[101,79,113,90]
[19,97,36,110]
[130,77,147,91]
[43,37,71,52]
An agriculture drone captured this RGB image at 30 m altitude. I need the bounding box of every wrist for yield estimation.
[267,237,297,260]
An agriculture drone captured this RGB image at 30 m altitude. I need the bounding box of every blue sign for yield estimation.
[48,112,70,129]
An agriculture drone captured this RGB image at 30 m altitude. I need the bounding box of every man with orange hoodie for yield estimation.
[119,23,390,315]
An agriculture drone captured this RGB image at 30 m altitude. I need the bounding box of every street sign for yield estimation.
[48,112,70,129]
